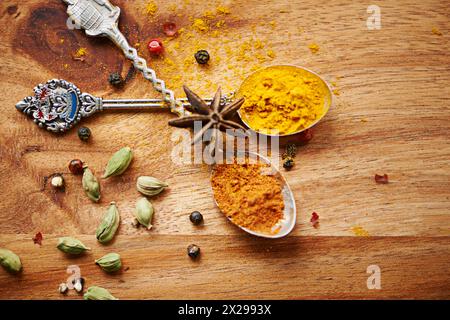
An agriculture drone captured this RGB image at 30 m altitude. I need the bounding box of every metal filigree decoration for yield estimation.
[168,86,246,156]
[16,79,101,133]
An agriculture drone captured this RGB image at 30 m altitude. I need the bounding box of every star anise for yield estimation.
[168,86,247,154]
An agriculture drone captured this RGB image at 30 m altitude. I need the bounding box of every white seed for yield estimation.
[51,175,64,188]
[74,279,84,293]
[58,283,68,294]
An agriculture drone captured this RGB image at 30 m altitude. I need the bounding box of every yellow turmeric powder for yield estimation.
[211,160,284,235]
[192,18,209,32]
[145,1,158,15]
[74,47,87,58]
[238,66,330,135]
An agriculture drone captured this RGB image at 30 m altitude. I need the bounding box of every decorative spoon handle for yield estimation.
[15,79,234,133]
[62,0,185,116]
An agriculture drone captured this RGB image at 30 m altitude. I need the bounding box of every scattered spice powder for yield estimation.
[239,66,329,135]
[216,6,231,14]
[352,226,370,237]
[331,80,341,96]
[192,18,209,32]
[374,174,389,184]
[254,39,265,49]
[211,160,284,235]
[145,1,158,16]
[141,5,279,96]
[215,20,226,28]
[33,232,43,246]
[431,27,442,36]
[308,43,320,54]
[73,47,87,59]
[266,49,276,59]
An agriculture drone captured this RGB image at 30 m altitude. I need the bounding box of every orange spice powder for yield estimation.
[211,161,284,235]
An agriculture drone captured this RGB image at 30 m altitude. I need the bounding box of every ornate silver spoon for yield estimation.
[15,79,232,133]
[61,0,184,115]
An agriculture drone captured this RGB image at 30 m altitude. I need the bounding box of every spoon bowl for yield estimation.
[236,65,333,137]
[211,150,296,238]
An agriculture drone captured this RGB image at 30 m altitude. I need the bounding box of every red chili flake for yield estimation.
[147,39,164,55]
[33,232,43,246]
[163,22,177,37]
[298,129,313,143]
[374,174,388,184]
[310,212,319,228]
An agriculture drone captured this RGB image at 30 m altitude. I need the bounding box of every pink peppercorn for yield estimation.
[147,39,163,55]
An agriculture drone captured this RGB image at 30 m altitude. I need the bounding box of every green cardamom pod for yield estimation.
[84,286,118,300]
[57,237,91,255]
[0,248,22,274]
[135,197,154,229]
[102,147,133,179]
[95,252,122,273]
[82,166,101,202]
[136,176,168,197]
[96,202,120,244]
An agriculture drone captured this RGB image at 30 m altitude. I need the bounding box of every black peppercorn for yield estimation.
[77,126,91,142]
[108,72,124,87]
[187,244,200,259]
[194,50,210,64]
[283,157,294,170]
[189,211,203,225]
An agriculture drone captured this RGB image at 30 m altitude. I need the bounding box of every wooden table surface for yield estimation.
[0,0,449,299]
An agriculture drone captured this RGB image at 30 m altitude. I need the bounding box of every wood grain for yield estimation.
[0,235,449,299]
[0,0,449,299]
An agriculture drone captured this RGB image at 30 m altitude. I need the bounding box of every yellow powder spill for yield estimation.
[254,39,265,49]
[144,6,282,96]
[145,1,158,15]
[432,27,442,36]
[163,57,176,66]
[352,226,370,236]
[266,49,275,59]
[308,43,320,54]
[331,80,340,96]
[168,4,177,12]
[216,6,231,14]
[74,47,87,58]
[202,10,215,19]
[216,20,226,28]
[192,18,209,32]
